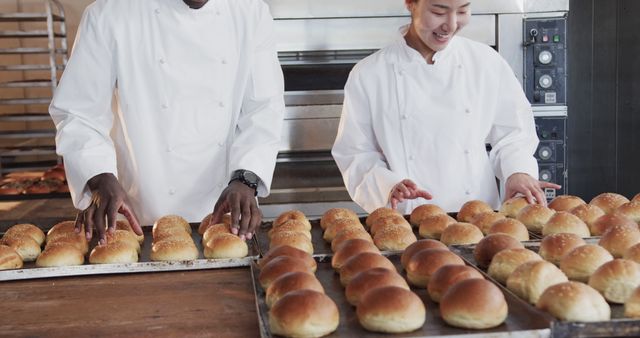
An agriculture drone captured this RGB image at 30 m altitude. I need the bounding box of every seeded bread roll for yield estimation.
[269,231,313,254]
[457,200,493,223]
[473,233,524,268]
[331,238,379,270]
[470,212,506,235]
[410,204,445,226]
[590,213,637,236]
[539,233,586,265]
[331,228,373,252]
[320,208,359,230]
[624,285,640,318]
[488,218,530,241]
[588,259,640,303]
[373,225,417,251]
[259,245,316,272]
[273,210,311,230]
[269,221,312,240]
[204,233,248,259]
[370,214,411,236]
[266,271,324,308]
[269,290,339,338]
[500,196,530,218]
[560,244,614,282]
[322,218,362,242]
[202,223,232,244]
[615,202,640,223]
[45,231,88,254]
[488,248,542,284]
[406,249,465,287]
[427,265,484,303]
[89,241,139,264]
[149,240,198,262]
[549,195,586,212]
[440,222,484,246]
[440,279,508,329]
[197,213,231,235]
[401,239,448,269]
[418,214,456,239]
[339,252,395,286]
[570,204,606,232]
[517,205,555,232]
[152,214,191,237]
[152,226,192,243]
[506,260,568,304]
[634,193,640,203]
[599,224,640,258]
[115,220,144,243]
[259,255,315,289]
[542,211,591,238]
[36,244,84,267]
[1,233,41,262]
[5,223,45,246]
[624,243,640,264]
[590,193,630,214]
[0,244,23,270]
[536,282,610,322]
[356,286,426,333]
[366,207,401,229]
[346,267,409,306]
[47,220,78,237]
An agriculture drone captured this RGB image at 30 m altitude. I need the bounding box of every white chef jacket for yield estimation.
[49,0,285,225]
[332,28,539,214]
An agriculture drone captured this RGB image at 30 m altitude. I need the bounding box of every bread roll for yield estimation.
[440,222,484,246]
[401,239,448,269]
[269,231,313,254]
[590,192,630,214]
[152,226,192,243]
[365,207,401,228]
[106,229,141,253]
[259,255,314,289]
[539,233,586,265]
[410,204,445,226]
[47,220,79,237]
[624,242,640,264]
[204,233,248,259]
[418,214,456,239]
[115,220,144,243]
[634,193,640,203]
[1,233,41,262]
[470,212,506,235]
[500,196,530,218]
[273,210,311,230]
[507,260,568,304]
[517,205,555,232]
[590,213,637,236]
[488,218,529,241]
[373,225,417,251]
[259,245,316,272]
[269,221,312,240]
[624,285,640,318]
[0,244,23,270]
[152,215,192,236]
[331,227,372,252]
[560,244,614,282]
[369,214,411,236]
[5,223,45,245]
[198,213,232,234]
[488,248,542,284]
[427,265,484,303]
[549,195,586,212]
[149,240,198,262]
[615,202,640,223]
[36,244,84,267]
[89,241,139,264]
[346,267,409,306]
[322,218,362,242]
[570,204,606,231]
[457,200,493,223]
[542,211,591,238]
[440,279,508,329]
[266,271,324,308]
[339,252,395,286]
[269,289,339,338]
[320,207,359,230]
[473,233,524,268]
[536,281,610,322]
[588,258,640,303]
[331,239,379,270]
[202,223,232,244]
[356,286,426,333]
[406,249,464,287]
[45,231,89,254]
[599,224,640,258]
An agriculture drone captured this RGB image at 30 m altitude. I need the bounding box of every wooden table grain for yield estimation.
[0,268,260,338]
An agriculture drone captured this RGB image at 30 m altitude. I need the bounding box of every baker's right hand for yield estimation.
[390,179,433,209]
[75,173,142,245]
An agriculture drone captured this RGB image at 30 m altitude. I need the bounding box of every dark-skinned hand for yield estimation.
[210,180,260,240]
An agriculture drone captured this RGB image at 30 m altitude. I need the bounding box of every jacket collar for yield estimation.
[391,24,456,66]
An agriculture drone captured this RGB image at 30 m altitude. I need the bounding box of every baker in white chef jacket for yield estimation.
[332,0,560,215]
[49,0,284,244]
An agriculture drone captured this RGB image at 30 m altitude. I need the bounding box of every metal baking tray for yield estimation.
[0,223,260,282]
[251,254,553,338]
[450,240,640,338]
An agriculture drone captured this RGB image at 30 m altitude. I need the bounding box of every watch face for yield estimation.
[242,170,259,184]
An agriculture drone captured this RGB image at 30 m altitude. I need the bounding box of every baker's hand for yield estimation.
[505,173,561,207]
[76,173,142,245]
[390,179,433,209]
[211,181,260,240]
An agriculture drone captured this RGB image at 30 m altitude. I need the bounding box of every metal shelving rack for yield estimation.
[0,0,67,175]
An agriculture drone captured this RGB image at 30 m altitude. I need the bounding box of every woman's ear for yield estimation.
[405,0,415,13]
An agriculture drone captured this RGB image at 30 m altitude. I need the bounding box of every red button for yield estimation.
[542,35,549,42]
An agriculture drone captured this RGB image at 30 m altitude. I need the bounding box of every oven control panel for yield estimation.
[524,17,567,105]
[534,116,567,199]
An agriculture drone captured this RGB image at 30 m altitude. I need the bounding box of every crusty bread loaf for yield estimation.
[356,286,426,333]
[115,220,144,243]
[106,229,141,254]
[45,231,88,254]
[624,242,640,265]
[536,281,610,322]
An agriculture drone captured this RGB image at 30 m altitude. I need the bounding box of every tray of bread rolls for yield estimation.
[0,214,260,281]
[251,241,553,338]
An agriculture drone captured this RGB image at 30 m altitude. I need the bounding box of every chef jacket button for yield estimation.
[221,59,227,65]
[154,8,160,14]
[159,58,166,65]
[166,146,173,152]
[161,104,168,109]
[169,188,176,195]
[458,64,462,69]
[401,114,408,120]
[409,155,415,161]
[465,108,471,114]
[218,142,224,147]
[464,149,469,155]
[219,102,225,108]
[465,190,471,195]
[218,183,223,188]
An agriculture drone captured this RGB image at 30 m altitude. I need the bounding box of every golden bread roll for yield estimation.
[570,204,605,231]
[45,231,89,254]
[400,239,448,269]
[560,244,614,282]
[356,286,425,333]
[115,220,144,243]
[506,260,568,304]
[406,248,464,287]
[197,213,231,235]
[269,221,312,241]
[202,223,232,244]
[590,213,637,236]
[331,238,379,270]
[427,264,484,303]
[266,271,324,308]
[488,218,529,241]
[590,192,630,214]
[339,252,395,286]
[320,208,359,230]
[418,214,456,239]
[369,214,411,236]
[258,245,316,272]
[634,193,640,203]
[269,289,339,338]
[47,220,79,237]
[470,212,506,235]
[152,226,192,243]
[152,215,191,238]
[273,210,311,230]
[373,225,417,251]
[0,244,23,270]
[440,222,484,246]
[346,267,409,306]
[36,244,84,267]
[516,204,555,232]
[365,207,401,228]
[259,255,315,289]
[500,196,530,218]
[331,227,373,252]
[588,258,640,303]
[599,224,640,258]
[488,248,542,284]
[5,223,45,245]
[204,233,248,259]
[1,233,41,262]
[624,285,640,318]
[106,229,141,253]
[269,231,313,254]
[616,202,640,223]
[536,281,610,322]
[473,233,524,268]
[542,211,590,237]
[89,241,139,264]
[409,204,445,226]
[457,200,493,223]
[440,279,508,329]
[539,233,586,265]
[322,218,362,242]
[549,195,586,212]
[624,242,640,264]
[149,240,198,262]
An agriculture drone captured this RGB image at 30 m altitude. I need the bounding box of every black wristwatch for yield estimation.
[229,169,259,195]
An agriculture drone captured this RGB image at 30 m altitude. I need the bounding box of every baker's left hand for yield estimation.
[210,181,261,240]
[505,173,561,207]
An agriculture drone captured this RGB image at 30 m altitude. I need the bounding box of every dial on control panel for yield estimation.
[538,50,553,64]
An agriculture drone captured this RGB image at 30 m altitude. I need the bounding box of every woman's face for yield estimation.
[407,0,471,52]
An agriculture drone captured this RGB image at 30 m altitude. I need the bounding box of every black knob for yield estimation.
[530,29,539,37]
